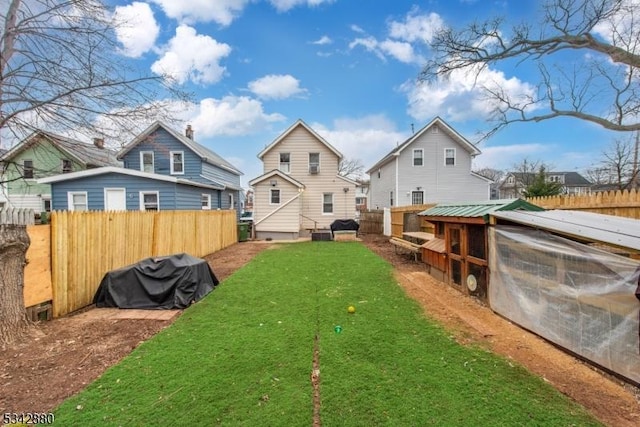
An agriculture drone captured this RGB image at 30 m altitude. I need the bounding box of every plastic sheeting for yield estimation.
[93,253,219,309]
[489,225,640,384]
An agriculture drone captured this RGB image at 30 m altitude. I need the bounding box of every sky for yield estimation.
[105,0,630,187]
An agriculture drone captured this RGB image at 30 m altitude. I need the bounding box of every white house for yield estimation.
[249,120,357,240]
[366,117,491,209]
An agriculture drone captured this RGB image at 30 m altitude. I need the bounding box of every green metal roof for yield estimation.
[418,198,544,219]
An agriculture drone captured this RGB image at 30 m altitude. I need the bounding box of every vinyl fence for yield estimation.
[49,210,238,317]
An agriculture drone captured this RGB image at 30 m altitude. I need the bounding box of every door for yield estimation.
[447,224,465,288]
[104,188,126,211]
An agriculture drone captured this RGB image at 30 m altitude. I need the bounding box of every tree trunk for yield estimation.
[0,224,31,346]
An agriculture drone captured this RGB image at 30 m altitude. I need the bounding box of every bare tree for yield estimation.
[421,0,640,139]
[473,167,504,182]
[338,157,365,180]
[1,0,188,148]
[590,136,638,189]
[0,0,186,343]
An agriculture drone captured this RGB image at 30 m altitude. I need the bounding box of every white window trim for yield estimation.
[23,159,34,180]
[309,152,320,173]
[444,148,456,166]
[139,191,160,211]
[201,194,211,210]
[413,149,424,167]
[411,190,424,205]
[170,150,185,175]
[68,191,88,211]
[322,193,334,215]
[140,151,154,173]
[270,188,281,205]
[228,193,234,210]
[279,152,291,174]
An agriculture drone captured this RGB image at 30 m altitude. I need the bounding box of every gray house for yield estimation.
[366,117,491,209]
[499,171,592,198]
[38,122,243,211]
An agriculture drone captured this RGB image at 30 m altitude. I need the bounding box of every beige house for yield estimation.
[249,120,357,240]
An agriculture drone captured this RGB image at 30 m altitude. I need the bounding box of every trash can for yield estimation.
[237,222,249,242]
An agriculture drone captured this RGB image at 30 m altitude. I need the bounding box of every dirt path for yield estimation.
[1,237,639,426]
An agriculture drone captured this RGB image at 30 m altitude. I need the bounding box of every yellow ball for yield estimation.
[347,305,356,314]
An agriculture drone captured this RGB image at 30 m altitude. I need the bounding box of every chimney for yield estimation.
[185,125,194,140]
[93,137,104,149]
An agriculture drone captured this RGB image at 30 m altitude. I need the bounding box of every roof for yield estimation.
[248,169,305,188]
[117,122,243,176]
[421,237,445,253]
[503,171,592,187]
[491,210,640,251]
[366,116,481,174]
[257,119,343,160]
[419,198,544,221]
[37,166,225,190]
[0,131,120,167]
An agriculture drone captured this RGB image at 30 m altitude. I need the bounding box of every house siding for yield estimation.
[253,179,301,235]
[260,125,356,231]
[50,173,220,211]
[369,125,489,208]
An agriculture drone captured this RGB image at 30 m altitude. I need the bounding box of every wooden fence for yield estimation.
[526,189,640,219]
[47,210,238,317]
[390,204,436,238]
[0,207,35,225]
[358,210,384,234]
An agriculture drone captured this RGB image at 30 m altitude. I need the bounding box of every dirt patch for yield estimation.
[1,237,639,427]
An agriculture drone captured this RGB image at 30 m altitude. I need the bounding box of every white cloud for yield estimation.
[150,0,249,26]
[269,0,336,13]
[472,143,550,170]
[379,40,423,64]
[388,8,445,45]
[151,25,231,85]
[248,74,306,100]
[349,37,387,61]
[402,64,536,122]
[311,35,332,45]
[593,0,640,52]
[311,115,409,171]
[188,96,286,137]
[350,24,365,34]
[113,2,159,57]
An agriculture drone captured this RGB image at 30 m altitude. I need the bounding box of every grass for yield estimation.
[54,242,601,426]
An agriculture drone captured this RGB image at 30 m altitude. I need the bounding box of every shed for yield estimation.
[418,199,543,299]
[488,210,640,385]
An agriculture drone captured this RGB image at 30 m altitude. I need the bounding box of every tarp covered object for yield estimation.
[489,225,640,384]
[93,253,219,309]
[330,219,359,236]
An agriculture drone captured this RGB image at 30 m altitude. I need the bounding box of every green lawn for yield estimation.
[54,242,601,426]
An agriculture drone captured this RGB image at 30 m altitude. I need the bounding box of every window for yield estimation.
[140,151,154,173]
[444,148,456,166]
[431,125,439,133]
[411,191,424,205]
[389,190,394,207]
[43,199,51,212]
[507,175,515,184]
[355,197,366,206]
[413,149,423,166]
[309,152,320,174]
[140,191,159,211]
[322,193,333,214]
[68,192,87,211]
[377,169,381,179]
[170,151,184,174]
[228,193,234,209]
[62,159,72,173]
[201,194,211,210]
[279,153,290,173]
[23,160,34,179]
[270,189,280,204]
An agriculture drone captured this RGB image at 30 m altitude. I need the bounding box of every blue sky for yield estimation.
[107,0,626,186]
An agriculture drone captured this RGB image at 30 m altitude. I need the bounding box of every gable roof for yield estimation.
[366,116,481,174]
[37,166,225,190]
[0,131,119,167]
[248,169,305,188]
[503,171,592,187]
[257,119,343,160]
[117,121,243,176]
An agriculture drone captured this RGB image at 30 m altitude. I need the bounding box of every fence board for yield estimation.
[0,207,35,225]
[24,225,52,307]
[527,189,640,219]
[359,210,384,234]
[390,204,436,238]
[50,210,238,317]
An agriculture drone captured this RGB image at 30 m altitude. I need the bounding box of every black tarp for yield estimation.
[93,253,219,309]
[330,219,360,236]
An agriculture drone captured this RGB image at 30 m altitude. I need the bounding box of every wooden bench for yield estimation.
[389,237,421,262]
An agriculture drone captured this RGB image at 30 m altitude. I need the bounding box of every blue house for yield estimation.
[38,122,243,211]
